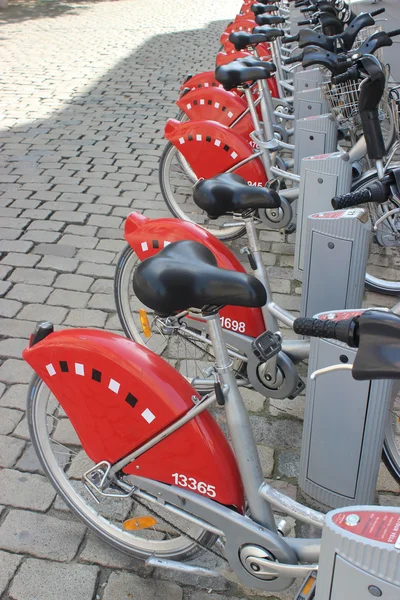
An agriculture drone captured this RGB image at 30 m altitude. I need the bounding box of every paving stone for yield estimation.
[0,264,13,279]
[249,416,303,448]
[54,273,94,292]
[88,293,113,311]
[0,469,56,511]
[0,319,34,340]
[0,229,23,241]
[79,533,144,570]
[47,289,91,309]
[0,241,33,254]
[0,551,23,597]
[0,510,86,561]
[0,408,24,435]
[75,248,115,264]
[15,444,44,475]
[90,278,113,294]
[21,231,61,244]
[1,253,41,268]
[276,449,301,479]
[77,262,115,278]
[59,234,98,249]
[35,243,77,258]
[63,309,107,328]
[269,396,305,421]
[37,255,79,272]
[257,444,275,478]
[0,384,28,410]
[0,338,28,360]
[103,572,183,600]
[18,304,68,325]
[51,211,88,224]
[7,283,52,304]
[0,281,12,297]
[0,359,32,384]
[377,463,400,494]
[0,383,5,398]
[11,417,30,440]
[9,558,99,600]
[1,218,30,230]
[0,434,26,468]
[9,268,56,287]
[378,494,400,507]
[241,388,265,413]
[97,239,126,253]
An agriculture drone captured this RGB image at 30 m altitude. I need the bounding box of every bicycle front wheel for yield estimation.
[383,383,400,484]
[159,142,246,242]
[27,374,216,560]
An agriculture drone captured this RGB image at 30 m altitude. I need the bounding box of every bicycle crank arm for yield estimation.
[243,555,318,580]
[145,557,226,578]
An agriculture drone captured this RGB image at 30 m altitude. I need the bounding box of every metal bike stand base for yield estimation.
[299,309,392,509]
[314,506,400,600]
[294,88,330,121]
[300,209,371,318]
[294,152,353,281]
[294,68,325,94]
[293,114,337,176]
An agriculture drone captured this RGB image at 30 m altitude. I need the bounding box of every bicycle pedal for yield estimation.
[294,570,317,600]
[288,377,306,400]
[252,331,282,362]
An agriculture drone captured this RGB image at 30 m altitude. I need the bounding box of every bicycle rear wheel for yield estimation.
[27,374,217,560]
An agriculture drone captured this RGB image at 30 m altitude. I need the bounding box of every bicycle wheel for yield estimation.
[159,142,246,242]
[350,167,400,295]
[27,374,217,560]
[383,383,400,483]
[114,244,246,387]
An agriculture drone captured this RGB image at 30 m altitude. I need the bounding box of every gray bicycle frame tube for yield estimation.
[207,313,277,530]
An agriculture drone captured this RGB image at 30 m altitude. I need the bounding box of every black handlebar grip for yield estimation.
[371,8,385,17]
[388,29,400,38]
[331,66,359,85]
[331,181,389,210]
[282,33,300,43]
[298,19,313,25]
[300,4,316,12]
[331,188,371,210]
[284,52,303,64]
[293,317,359,347]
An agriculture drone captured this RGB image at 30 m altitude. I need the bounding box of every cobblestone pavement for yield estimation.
[0,0,399,599]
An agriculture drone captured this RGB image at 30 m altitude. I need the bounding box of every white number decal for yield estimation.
[172,474,216,498]
[247,181,263,187]
[220,316,246,333]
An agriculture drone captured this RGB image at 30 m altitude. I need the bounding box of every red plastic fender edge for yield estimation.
[124,212,265,339]
[23,330,245,512]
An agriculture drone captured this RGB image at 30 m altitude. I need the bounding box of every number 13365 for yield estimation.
[172,473,216,498]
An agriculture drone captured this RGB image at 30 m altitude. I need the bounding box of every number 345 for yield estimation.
[172,473,216,498]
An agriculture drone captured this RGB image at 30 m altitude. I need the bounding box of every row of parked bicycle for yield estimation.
[22,1,400,598]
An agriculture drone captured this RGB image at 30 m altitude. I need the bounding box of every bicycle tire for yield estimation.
[27,373,217,560]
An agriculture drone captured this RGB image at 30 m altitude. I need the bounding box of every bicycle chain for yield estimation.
[132,493,229,563]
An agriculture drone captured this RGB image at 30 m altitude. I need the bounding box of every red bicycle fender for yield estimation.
[124,212,265,339]
[177,87,247,124]
[179,71,223,93]
[220,20,256,46]
[164,119,267,186]
[23,330,245,512]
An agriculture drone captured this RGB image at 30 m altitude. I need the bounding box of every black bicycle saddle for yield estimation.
[215,59,276,90]
[229,31,271,51]
[193,174,281,219]
[251,25,285,41]
[132,241,267,314]
[255,14,286,26]
[251,3,279,15]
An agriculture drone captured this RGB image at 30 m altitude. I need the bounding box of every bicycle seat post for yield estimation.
[205,309,277,531]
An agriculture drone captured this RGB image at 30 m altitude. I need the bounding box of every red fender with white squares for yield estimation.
[23,330,245,512]
[124,211,265,339]
[164,119,267,184]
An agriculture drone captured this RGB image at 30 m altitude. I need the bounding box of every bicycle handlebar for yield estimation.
[331,66,359,84]
[293,317,359,347]
[331,181,389,210]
